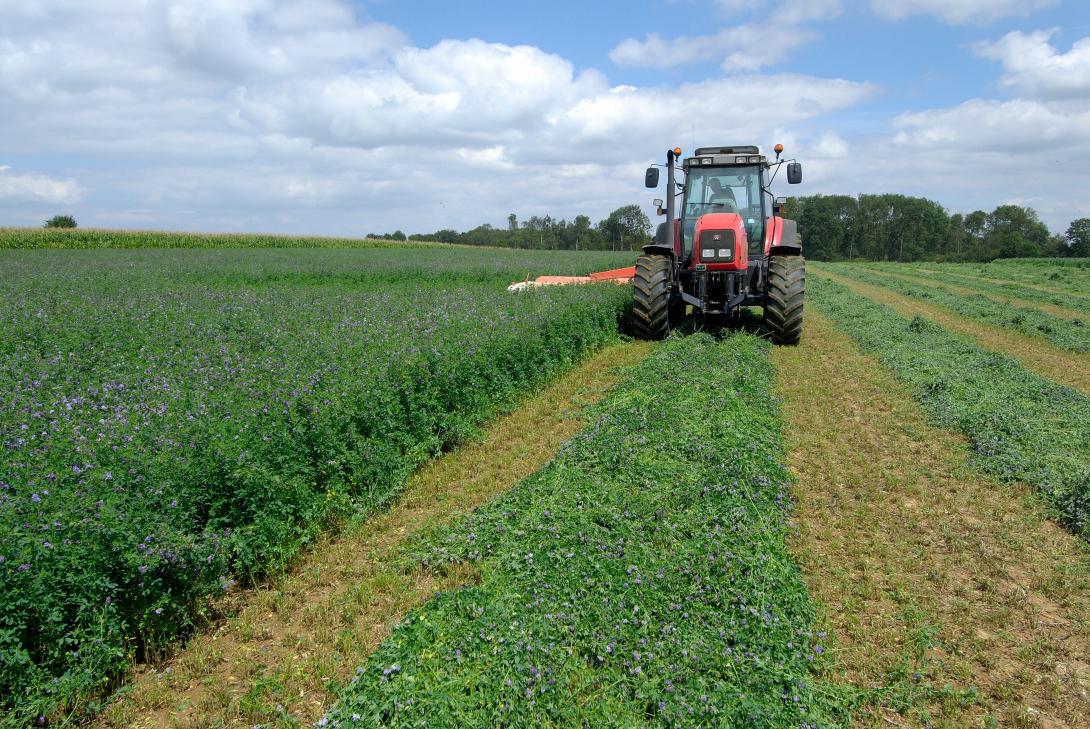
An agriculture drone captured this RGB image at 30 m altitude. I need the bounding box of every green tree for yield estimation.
[600,204,651,250]
[44,214,77,229]
[945,213,967,260]
[984,205,1050,259]
[1064,218,1090,257]
[795,194,857,260]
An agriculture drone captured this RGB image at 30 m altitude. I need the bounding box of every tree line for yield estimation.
[368,195,1090,261]
[368,205,652,251]
[783,194,1088,261]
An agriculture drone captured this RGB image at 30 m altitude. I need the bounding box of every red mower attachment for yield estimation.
[507,266,635,292]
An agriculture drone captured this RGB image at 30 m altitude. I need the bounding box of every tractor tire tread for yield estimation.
[633,254,673,340]
[764,255,805,345]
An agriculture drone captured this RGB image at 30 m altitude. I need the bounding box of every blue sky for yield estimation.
[1,0,1089,235]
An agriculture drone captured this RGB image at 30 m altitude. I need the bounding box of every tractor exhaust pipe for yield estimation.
[666,148,677,251]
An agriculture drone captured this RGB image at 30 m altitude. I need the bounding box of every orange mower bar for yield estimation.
[507,266,636,292]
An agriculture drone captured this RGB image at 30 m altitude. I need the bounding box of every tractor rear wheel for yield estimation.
[633,254,673,340]
[765,255,805,345]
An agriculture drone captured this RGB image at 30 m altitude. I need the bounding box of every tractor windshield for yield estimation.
[681,167,764,257]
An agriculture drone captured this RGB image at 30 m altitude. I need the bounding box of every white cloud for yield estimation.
[975,29,1090,99]
[609,26,816,72]
[715,0,765,11]
[0,166,83,204]
[891,98,1090,151]
[773,0,843,24]
[0,1,878,233]
[9,0,1084,236]
[790,93,1090,229]
[869,0,1056,25]
[811,131,850,159]
[609,0,841,71]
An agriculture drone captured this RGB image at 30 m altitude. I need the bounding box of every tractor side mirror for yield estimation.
[787,162,802,184]
[645,167,660,188]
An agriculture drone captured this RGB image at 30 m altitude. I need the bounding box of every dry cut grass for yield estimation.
[775,311,1090,727]
[812,266,1090,396]
[913,267,1090,304]
[95,340,652,729]
[858,266,1089,322]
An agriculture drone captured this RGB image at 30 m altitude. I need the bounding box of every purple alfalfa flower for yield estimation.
[154,608,163,615]
[18,563,30,572]
[104,471,113,481]
[104,596,111,605]
[42,541,53,549]
[31,493,41,503]
[72,465,82,475]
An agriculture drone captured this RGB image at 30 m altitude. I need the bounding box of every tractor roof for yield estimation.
[693,145,759,156]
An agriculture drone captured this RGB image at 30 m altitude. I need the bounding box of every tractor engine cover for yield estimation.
[692,213,748,271]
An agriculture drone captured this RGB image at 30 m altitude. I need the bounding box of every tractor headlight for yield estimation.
[702,249,716,260]
[701,157,713,165]
[735,156,748,164]
[719,248,732,259]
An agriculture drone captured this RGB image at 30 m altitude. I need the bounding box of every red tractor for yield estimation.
[634,144,805,343]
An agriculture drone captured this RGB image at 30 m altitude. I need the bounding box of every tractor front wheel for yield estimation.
[633,254,673,340]
[764,255,805,345]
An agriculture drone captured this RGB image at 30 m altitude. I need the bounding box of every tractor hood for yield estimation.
[692,213,748,271]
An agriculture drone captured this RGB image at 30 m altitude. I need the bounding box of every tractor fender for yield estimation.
[643,220,680,257]
[769,217,802,256]
[642,243,675,257]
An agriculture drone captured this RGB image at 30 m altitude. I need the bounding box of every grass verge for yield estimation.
[824,264,1090,353]
[811,266,1090,396]
[323,332,852,728]
[775,311,1090,728]
[808,276,1090,542]
[94,341,652,729]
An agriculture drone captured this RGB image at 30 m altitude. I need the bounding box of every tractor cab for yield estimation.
[680,159,765,262]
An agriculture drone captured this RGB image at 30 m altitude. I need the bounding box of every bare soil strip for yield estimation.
[96,340,652,729]
[813,267,1090,396]
[860,266,1089,322]
[774,311,1090,728]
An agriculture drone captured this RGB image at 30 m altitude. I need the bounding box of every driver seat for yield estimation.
[708,187,738,214]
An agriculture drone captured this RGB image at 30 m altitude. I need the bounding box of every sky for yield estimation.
[1,0,1089,236]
